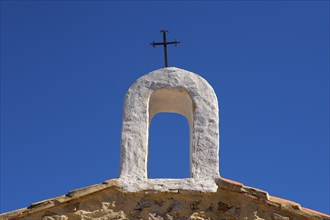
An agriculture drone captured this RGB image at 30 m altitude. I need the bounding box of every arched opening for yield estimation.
[119,68,219,190]
[148,113,190,178]
[148,88,194,178]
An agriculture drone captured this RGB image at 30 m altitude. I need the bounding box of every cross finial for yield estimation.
[150,29,180,67]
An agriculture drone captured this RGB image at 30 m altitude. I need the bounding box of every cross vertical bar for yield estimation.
[162,30,168,67]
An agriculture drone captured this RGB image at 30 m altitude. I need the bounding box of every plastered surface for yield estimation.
[119,67,219,192]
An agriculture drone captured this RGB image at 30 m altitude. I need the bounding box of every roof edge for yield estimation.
[1,178,329,219]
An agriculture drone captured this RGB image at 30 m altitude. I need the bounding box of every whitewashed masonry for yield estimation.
[118,67,220,192]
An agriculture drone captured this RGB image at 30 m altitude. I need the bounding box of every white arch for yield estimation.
[118,67,219,192]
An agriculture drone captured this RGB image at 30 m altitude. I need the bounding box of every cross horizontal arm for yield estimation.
[150,41,180,47]
[166,41,180,45]
[150,42,165,46]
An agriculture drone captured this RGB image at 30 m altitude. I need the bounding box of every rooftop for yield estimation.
[1,177,329,220]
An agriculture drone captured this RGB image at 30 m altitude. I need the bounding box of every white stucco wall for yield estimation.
[118,67,220,192]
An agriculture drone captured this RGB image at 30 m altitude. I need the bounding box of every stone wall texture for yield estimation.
[1,178,329,220]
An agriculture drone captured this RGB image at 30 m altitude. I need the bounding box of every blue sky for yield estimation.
[1,0,329,215]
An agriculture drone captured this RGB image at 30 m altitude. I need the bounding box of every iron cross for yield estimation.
[150,29,180,67]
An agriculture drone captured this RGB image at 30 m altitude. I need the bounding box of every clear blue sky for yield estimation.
[1,1,329,215]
